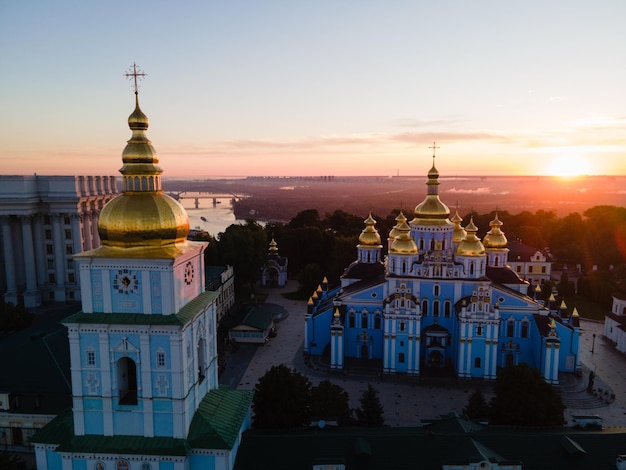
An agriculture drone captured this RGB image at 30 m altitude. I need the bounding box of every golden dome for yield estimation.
[483,213,508,248]
[98,92,190,248]
[268,238,279,253]
[456,217,485,256]
[358,213,382,246]
[388,211,407,240]
[451,210,467,243]
[411,156,451,226]
[390,220,418,254]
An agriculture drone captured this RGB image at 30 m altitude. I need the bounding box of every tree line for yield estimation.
[201,205,626,306]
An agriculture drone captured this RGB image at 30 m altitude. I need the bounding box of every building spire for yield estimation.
[124,62,147,96]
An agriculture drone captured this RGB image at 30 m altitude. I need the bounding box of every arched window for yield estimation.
[117,460,129,470]
[349,313,355,328]
[433,300,440,317]
[474,357,481,368]
[361,312,368,329]
[398,352,405,363]
[197,337,206,383]
[86,347,96,367]
[444,301,451,318]
[374,314,381,329]
[469,263,475,275]
[521,321,529,338]
[434,285,440,296]
[117,357,137,405]
[421,299,428,316]
[430,239,435,251]
[507,320,515,337]
[156,349,166,368]
[494,256,499,266]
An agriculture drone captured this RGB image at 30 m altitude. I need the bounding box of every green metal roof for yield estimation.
[63,291,219,327]
[237,306,274,331]
[188,386,255,449]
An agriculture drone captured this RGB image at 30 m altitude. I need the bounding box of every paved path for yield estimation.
[228,285,626,427]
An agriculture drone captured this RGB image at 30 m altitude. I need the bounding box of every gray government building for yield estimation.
[0,175,118,307]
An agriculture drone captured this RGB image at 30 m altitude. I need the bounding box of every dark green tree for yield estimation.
[310,379,353,426]
[355,384,385,427]
[298,263,324,297]
[462,389,490,421]
[252,365,312,429]
[217,220,267,291]
[489,363,564,426]
[0,453,28,470]
[0,300,32,331]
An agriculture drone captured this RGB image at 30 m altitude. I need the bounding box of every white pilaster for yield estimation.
[52,214,66,301]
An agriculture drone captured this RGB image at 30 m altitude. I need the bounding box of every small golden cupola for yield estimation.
[98,80,189,248]
[451,210,467,244]
[456,217,485,256]
[483,213,508,248]
[358,213,382,247]
[268,238,279,254]
[390,220,418,254]
[411,152,451,226]
[388,211,407,242]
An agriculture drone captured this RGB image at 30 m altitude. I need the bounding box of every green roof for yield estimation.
[31,387,253,456]
[63,291,219,327]
[188,386,255,449]
[238,306,274,330]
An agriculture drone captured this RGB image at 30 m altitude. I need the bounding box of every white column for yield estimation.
[544,343,552,380]
[52,214,66,301]
[21,215,40,307]
[33,214,47,292]
[1,216,18,303]
[552,343,561,384]
[92,207,101,247]
[83,210,93,251]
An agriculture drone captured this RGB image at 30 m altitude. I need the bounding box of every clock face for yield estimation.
[113,269,139,295]
[184,262,194,286]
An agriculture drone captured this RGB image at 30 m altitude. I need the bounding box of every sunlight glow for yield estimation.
[547,155,592,177]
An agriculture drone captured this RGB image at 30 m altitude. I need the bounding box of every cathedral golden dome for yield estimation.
[358,213,382,246]
[411,156,451,227]
[483,213,508,248]
[451,210,467,244]
[98,92,190,248]
[390,220,418,254]
[456,217,485,256]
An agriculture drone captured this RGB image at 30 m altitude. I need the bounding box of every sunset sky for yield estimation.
[1,1,625,178]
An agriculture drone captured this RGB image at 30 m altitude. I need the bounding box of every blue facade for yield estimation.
[305,163,581,383]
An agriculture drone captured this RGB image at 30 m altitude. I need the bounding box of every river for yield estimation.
[179,195,245,238]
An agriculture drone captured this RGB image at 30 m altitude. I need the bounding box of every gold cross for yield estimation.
[429,141,440,157]
[124,63,147,95]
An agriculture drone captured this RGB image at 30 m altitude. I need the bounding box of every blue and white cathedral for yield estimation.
[32,79,252,470]
[305,156,581,382]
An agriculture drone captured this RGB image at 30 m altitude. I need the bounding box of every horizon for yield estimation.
[1,2,625,177]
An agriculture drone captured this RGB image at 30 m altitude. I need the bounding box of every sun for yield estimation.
[547,155,592,178]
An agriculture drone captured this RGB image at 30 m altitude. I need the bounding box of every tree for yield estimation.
[310,379,353,426]
[217,220,267,291]
[489,363,564,426]
[298,263,324,297]
[252,365,312,429]
[463,389,490,421]
[355,384,384,427]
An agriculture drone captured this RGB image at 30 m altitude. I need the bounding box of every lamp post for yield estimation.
[591,333,596,354]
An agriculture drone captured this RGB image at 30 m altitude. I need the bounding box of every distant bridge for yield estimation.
[166,191,246,209]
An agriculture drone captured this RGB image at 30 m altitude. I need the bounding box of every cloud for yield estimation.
[447,187,492,194]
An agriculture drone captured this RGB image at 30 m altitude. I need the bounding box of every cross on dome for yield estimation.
[124,62,147,95]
